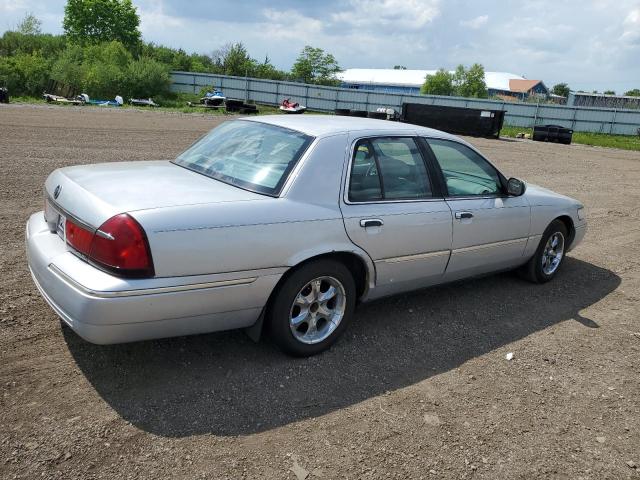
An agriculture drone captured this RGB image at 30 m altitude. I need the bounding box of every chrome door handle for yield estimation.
[360,218,384,228]
[455,211,473,220]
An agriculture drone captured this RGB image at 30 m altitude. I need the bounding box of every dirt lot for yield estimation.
[1,104,639,479]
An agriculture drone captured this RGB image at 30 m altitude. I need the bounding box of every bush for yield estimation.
[124,57,170,98]
[50,43,86,92]
[0,52,50,96]
[49,41,169,98]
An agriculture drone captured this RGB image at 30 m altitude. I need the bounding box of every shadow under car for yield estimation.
[63,257,619,437]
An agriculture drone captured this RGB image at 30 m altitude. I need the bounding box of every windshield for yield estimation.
[173,120,314,196]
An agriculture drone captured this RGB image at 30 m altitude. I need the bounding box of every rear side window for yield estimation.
[348,137,432,202]
[427,139,502,196]
[174,120,313,196]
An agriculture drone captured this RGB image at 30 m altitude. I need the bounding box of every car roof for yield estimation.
[242,114,461,141]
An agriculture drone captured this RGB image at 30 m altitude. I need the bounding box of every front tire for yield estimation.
[519,219,568,283]
[267,259,356,357]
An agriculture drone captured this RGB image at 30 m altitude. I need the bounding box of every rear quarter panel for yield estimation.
[132,133,374,279]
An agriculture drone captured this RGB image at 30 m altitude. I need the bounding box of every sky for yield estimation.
[1,0,639,93]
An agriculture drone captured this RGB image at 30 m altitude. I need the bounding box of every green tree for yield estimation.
[393,65,407,70]
[0,31,66,58]
[254,55,287,80]
[624,89,640,97]
[222,43,256,77]
[80,41,131,97]
[291,46,341,85]
[452,64,466,93]
[421,69,454,96]
[17,13,42,35]
[63,0,141,51]
[551,83,570,97]
[603,90,616,95]
[457,63,487,98]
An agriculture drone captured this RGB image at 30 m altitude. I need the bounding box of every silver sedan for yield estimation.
[26,115,586,356]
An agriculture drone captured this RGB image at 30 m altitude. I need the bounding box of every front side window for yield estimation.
[173,120,313,196]
[427,139,502,196]
[348,137,432,202]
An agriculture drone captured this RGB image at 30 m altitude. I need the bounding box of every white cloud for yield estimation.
[621,8,640,45]
[460,15,488,29]
[261,8,324,40]
[0,0,28,13]
[138,0,185,34]
[332,0,441,30]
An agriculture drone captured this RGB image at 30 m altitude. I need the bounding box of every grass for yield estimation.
[500,125,640,151]
[6,93,284,116]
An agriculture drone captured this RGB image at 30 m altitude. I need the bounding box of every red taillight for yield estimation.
[90,214,154,276]
[65,214,154,278]
[66,219,93,255]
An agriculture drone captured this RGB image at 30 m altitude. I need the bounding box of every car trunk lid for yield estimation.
[44,160,266,228]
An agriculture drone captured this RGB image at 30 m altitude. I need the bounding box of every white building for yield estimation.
[337,68,548,99]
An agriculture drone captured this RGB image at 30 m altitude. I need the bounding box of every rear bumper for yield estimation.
[26,212,282,344]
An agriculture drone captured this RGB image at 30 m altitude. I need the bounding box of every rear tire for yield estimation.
[267,259,356,357]
[519,219,568,283]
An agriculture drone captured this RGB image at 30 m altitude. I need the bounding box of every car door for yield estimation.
[424,137,530,281]
[340,135,453,299]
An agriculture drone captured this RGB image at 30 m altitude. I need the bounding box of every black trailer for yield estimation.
[400,103,505,139]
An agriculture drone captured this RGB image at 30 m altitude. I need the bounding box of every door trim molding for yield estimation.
[382,249,451,264]
[452,237,528,254]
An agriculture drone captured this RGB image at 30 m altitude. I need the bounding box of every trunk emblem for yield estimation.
[53,185,62,199]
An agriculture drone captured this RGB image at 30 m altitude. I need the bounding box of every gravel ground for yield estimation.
[1,104,639,479]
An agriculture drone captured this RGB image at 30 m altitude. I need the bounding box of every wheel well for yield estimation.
[555,215,575,247]
[268,252,368,308]
[250,252,369,342]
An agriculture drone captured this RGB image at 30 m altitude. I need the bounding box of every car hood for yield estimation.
[45,160,266,228]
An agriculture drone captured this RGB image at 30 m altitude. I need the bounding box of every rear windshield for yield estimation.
[173,120,313,196]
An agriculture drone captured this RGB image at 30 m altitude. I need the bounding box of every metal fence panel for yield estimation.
[170,71,640,135]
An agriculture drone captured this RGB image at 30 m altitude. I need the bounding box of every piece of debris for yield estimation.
[291,458,309,480]
[423,413,441,426]
[43,93,84,105]
[516,132,525,138]
[595,436,606,444]
[130,98,159,107]
[626,460,637,469]
[505,352,514,361]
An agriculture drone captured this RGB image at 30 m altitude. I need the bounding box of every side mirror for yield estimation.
[506,177,526,196]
